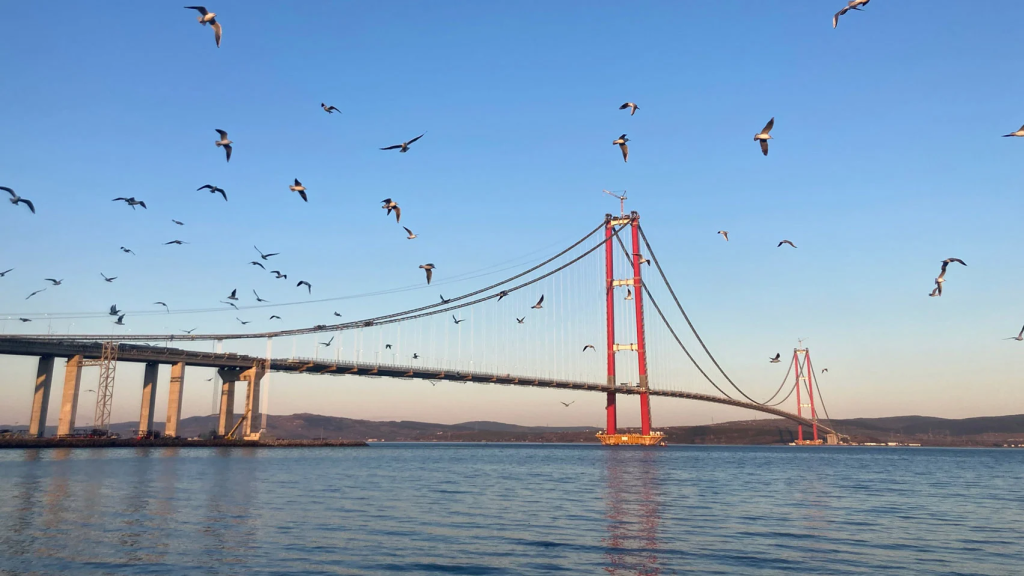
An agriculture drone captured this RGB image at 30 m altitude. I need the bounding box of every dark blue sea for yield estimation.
[0,444,1021,575]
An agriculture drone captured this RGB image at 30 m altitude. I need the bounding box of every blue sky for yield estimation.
[2,1,1024,428]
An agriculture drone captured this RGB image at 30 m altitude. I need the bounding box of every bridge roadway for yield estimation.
[0,337,833,437]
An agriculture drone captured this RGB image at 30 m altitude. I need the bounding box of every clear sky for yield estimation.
[2,1,1024,429]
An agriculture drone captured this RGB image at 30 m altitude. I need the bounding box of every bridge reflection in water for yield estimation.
[603,450,664,575]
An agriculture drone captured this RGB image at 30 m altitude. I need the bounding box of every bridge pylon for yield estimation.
[791,348,819,443]
[598,212,663,446]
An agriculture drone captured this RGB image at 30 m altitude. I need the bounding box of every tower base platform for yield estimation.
[596,432,667,446]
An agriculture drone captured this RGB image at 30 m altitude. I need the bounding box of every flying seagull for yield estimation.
[419,263,435,285]
[113,197,147,210]
[381,198,401,223]
[334,312,342,317]
[386,344,392,349]
[718,231,729,241]
[250,261,266,270]
[0,268,12,277]
[612,134,629,163]
[44,278,63,286]
[270,315,281,320]
[289,179,308,202]
[320,336,334,347]
[833,0,870,29]
[516,317,525,324]
[821,368,829,373]
[271,270,287,279]
[440,295,451,304]
[1003,124,1024,138]
[321,103,341,114]
[497,290,509,302]
[154,302,169,312]
[532,295,544,309]
[297,280,312,294]
[404,226,417,240]
[253,290,268,303]
[561,401,576,407]
[618,102,639,116]
[26,289,46,300]
[226,289,238,301]
[2,187,35,213]
[109,304,121,316]
[754,118,775,156]
[452,315,465,325]
[221,301,239,310]
[937,258,967,282]
[583,345,596,352]
[380,133,426,153]
[769,353,781,363]
[198,184,227,201]
[180,327,197,334]
[165,240,188,245]
[214,129,232,162]
[1005,325,1024,342]
[100,273,117,283]
[412,353,420,360]
[114,314,125,326]
[19,318,31,322]
[172,220,184,226]
[185,6,221,47]
[778,240,797,248]
[625,288,633,301]
[120,247,135,255]
[237,318,250,325]
[254,246,279,260]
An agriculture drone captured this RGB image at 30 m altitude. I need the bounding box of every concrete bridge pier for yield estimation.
[56,355,84,437]
[138,363,159,436]
[217,370,238,436]
[164,362,186,438]
[241,366,265,438]
[29,356,55,438]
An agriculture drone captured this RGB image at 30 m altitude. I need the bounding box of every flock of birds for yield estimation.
[2,1,1021,381]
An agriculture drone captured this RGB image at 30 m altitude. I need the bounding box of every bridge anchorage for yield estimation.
[2,210,836,444]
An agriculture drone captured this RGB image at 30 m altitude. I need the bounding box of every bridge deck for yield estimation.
[0,338,832,434]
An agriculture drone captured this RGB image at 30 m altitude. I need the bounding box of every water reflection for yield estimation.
[602,450,663,575]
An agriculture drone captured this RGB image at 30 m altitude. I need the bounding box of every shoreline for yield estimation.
[0,438,368,449]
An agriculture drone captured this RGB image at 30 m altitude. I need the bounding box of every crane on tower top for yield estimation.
[603,189,627,217]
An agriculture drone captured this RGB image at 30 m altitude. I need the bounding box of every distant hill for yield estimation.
[6,413,1024,446]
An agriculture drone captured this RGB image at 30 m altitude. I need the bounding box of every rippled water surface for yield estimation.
[0,444,1022,575]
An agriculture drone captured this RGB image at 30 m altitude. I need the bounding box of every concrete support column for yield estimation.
[164,362,186,438]
[217,379,236,436]
[29,356,55,438]
[138,363,159,435]
[56,355,84,437]
[242,367,266,437]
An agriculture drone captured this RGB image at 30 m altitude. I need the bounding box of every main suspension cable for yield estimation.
[637,225,765,404]
[612,233,735,399]
[7,221,625,343]
[806,357,832,422]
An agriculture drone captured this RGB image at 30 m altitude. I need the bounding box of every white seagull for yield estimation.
[214,129,232,162]
[833,0,870,29]
[718,230,729,241]
[1,187,35,213]
[185,6,222,47]
[289,179,308,202]
[755,118,774,156]
[419,264,435,285]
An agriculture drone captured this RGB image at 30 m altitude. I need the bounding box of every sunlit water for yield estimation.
[0,445,1021,575]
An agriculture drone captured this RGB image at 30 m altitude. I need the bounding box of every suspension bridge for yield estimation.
[0,212,834,444]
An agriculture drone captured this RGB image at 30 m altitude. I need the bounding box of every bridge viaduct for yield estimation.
[1,337,831,440]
